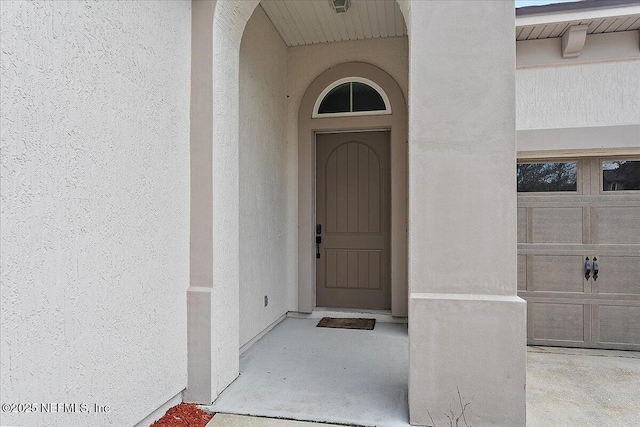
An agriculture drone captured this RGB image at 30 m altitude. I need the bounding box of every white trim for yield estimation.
[312,76,392,118]
[516,31,640,69]
[516,125,640,154]
[315,127,392,135]
[515,5,640,28]
[518,147,640,160]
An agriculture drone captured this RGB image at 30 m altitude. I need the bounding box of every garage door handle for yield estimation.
[584,257,591,280]
[593,257,599,281]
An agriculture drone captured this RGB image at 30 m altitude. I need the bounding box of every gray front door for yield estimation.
[315,131,391,310]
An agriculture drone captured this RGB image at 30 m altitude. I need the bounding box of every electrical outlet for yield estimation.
[264,295,268,307]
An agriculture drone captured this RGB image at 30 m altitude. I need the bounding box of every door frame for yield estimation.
[297,62,408,316]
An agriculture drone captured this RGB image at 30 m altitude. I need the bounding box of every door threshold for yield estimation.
[315,306,392,315]
[288,307,407,324]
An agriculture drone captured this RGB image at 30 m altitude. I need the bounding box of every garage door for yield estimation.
[517,157,640,350]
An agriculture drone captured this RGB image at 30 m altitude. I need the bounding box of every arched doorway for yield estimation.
[296,63,408,316]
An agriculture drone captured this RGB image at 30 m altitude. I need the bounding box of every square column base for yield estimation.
[185,286,213,403]
[184,286,240,404]
[409,293,526,426]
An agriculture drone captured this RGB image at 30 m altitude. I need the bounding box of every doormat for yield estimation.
[316,317,376,330]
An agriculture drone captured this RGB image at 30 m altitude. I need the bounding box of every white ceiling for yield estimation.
[260,0,407,47]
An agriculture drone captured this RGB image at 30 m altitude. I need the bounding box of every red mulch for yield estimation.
[151,403,213,427]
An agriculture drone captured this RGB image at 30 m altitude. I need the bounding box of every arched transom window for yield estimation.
[312,77,391,118]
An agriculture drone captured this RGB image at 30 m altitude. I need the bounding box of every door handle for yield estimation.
[584,257,591,280]
[593,257,599,281]
[316,235,322,259]
[316,223,322,259]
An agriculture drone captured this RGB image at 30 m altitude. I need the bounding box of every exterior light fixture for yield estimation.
[330,0,350,13]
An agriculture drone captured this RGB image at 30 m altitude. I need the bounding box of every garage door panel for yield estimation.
[593,256,640,295]
[517,255,527,290]
[598,305,640,345]
[517,208,527,243]
[591,207,640,244]
[519,157,639,350]
[532,302,585,342]
[531,207,582,243]
[530,255,584,293]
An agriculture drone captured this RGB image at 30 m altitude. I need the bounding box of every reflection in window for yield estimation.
[517,162,577,192]
[603,160,640,191]
[317,81,387,115]
[318,83,350,114]
[352,82,386,112]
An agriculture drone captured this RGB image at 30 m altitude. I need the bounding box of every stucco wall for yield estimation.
[0,1,191,426]
[516,60,640,130]
[239,6,290,347]
[288,36,408,122]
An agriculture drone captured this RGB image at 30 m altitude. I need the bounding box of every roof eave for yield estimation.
[516,1,640,27]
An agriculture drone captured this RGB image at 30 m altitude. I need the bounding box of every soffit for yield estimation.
[260,0,640,46]
[260,0,407,47]
[515,3,640,41]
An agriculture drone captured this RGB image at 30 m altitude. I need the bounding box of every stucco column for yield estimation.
[186,0,241,404]
[407,1,526,426]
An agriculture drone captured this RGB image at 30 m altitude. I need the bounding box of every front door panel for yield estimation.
[316,131,391,310]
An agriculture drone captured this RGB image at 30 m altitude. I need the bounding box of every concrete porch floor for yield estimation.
[205,317,409,426]
[203,317,640,427]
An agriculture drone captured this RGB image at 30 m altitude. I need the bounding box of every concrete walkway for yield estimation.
[204,317,640,427]
[207,413,341,427]
[527,346,640,426]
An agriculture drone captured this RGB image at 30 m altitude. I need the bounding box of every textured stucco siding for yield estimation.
[239,6,290,347]
[516,60,640,130]
[0,1,191,426]
[288,36,408,121]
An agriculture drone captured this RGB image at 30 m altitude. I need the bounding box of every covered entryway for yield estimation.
[187,1,527,426]
[316,131,392,310]
[517,157,640,350]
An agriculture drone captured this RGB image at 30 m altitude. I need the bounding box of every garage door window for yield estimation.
[517,162,578,193]
[602,160,640,191]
